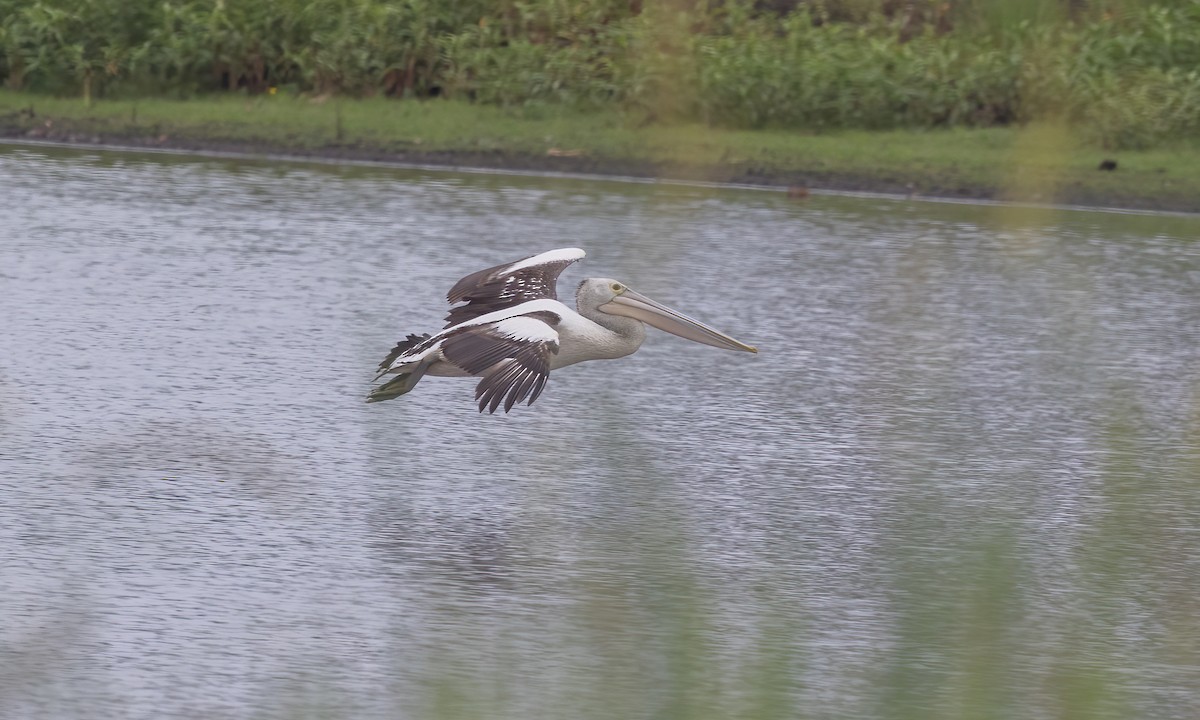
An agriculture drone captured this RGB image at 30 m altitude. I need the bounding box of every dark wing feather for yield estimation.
[377,332,433,375]
[477,359,548,413]
[439,316,560,414]
[444,249,584,328]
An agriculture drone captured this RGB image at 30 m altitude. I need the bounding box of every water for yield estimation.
[1,144,1198,720]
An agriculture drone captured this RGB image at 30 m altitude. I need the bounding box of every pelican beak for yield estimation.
[600,289,758,353]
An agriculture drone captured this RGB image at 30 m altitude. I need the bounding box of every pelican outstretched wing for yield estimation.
[369,298,565,410]
[444,248,584,328]
[439,310,562,413]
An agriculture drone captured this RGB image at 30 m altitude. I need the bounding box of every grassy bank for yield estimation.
[4,90,1200,212]
[3,1,1200,151]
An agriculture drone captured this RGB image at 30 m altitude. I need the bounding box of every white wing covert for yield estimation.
[443,248,584,328]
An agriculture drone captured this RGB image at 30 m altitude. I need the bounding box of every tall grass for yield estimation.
[2,0,1200,148]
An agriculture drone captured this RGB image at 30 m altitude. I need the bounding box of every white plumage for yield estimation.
[494,316,560,343]
[506,247,585,274]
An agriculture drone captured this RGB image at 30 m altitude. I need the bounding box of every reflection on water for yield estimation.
[1,145,1198,720]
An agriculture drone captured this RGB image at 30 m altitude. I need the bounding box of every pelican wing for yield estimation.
[376,332,433,375]
[444,248,584,328]
[440,311,562,413]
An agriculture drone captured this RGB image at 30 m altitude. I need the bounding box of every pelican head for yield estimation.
[578,278,758,353]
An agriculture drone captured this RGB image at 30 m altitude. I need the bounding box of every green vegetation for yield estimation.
[3,0,1199,210]
[4,89,1200,212]
[2,0,1200,150]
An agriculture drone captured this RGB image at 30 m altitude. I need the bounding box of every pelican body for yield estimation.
[368,248,757,413]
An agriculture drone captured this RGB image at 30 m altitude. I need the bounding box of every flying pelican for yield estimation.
[368,248,757,412]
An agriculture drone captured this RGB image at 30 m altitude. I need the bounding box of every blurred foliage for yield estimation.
[2,0,1200,147]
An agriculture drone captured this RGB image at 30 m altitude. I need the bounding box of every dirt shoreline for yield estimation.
[2,124,1194,214]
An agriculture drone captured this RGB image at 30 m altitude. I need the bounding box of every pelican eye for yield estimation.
[610,283,623,292]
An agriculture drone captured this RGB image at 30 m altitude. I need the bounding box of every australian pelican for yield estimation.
[368,248,757,412]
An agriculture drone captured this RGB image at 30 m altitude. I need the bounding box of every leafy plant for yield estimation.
[1,0,1198,148]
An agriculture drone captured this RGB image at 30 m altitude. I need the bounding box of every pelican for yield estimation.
[368,248,757,412]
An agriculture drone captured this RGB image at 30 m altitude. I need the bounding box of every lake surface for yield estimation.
[1,144,1198,720]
